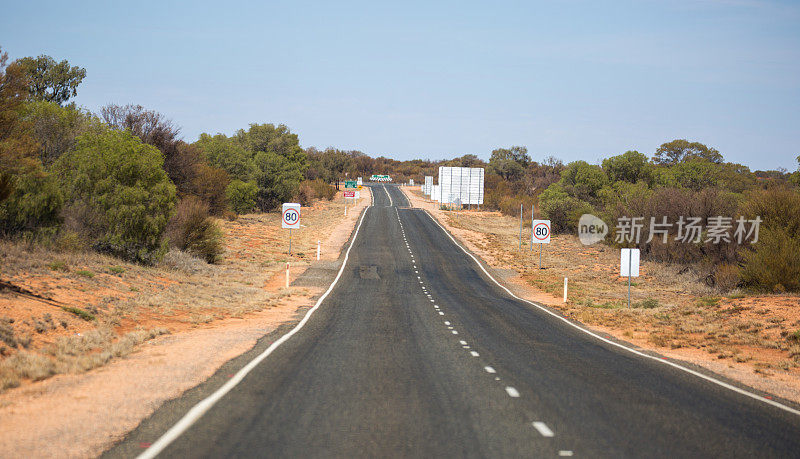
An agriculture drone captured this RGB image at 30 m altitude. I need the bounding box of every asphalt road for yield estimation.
[112,183,800,458]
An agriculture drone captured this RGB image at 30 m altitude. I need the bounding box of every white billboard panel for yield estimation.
[431,185,440,202]
[424,176,433,196]
[437,167,484,205]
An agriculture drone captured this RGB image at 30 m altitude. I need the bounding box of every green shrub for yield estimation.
[254,151,305,211]
[740,228,800,292]
[74,269,93,278]
[48,261,68,272]
[54,130,176,264]
[61,306,95,321]
[558,160,608,202]
[539,183,595,233]
[738,188,800,292]
[226,179,258,214]
[0,162,62,236]
[166,196,224,263]
[634,298,660,309]
[738,187,800,235]
[602,150,652,184]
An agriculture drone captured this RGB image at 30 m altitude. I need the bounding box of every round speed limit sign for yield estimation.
[281,203,301,229]
[532,220,551,243]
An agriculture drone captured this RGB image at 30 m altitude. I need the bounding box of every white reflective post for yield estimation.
[628,249,632,309]
[519,203,523,251]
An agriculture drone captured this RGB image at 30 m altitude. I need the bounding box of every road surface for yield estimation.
[109,183,800,458]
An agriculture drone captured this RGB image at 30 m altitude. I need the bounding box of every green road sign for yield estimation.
[345,180,357,188]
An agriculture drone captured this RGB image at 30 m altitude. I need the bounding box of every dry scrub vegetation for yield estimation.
[408,188,800,381]
[0,193,360,391]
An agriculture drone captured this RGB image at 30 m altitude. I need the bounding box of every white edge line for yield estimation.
[138,207,372,458]
[421,208,800,417]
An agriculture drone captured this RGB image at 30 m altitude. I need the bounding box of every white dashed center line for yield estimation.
[532,422,554,437]
[451,330,458,334]
[459,340,467,345]
[558,451,573,457]
[505,386,520,397]
[470,351,479,357]
[484,366,496,374]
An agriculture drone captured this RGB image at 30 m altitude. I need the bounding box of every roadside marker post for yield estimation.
[531,219,551,269]
[620,248,641,308]
[519,204,523,251]
[563,277,568,303]
[285,262,290,289]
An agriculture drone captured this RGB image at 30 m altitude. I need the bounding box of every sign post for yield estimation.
[531,219,551,269]
[530,207,534,251]
[344,180,357,209]
[282,203,301,256]
[620,248,641,308]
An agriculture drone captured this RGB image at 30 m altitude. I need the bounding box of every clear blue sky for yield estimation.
[2,0,798,170]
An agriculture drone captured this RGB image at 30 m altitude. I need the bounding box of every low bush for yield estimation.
[713,263,740,292]
[295,179,336,206]
[309,179,337,200]
[738,188,800,292]
[166,196,224,263]
[61,306,95,321]
[740,228,800,292]
[634,298,660,309]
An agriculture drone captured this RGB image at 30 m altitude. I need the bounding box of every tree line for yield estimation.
[0,47,320,264]
[1,45,798,293]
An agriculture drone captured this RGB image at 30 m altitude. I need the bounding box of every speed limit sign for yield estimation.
[532,220,551,244]
[282,203,301,229]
